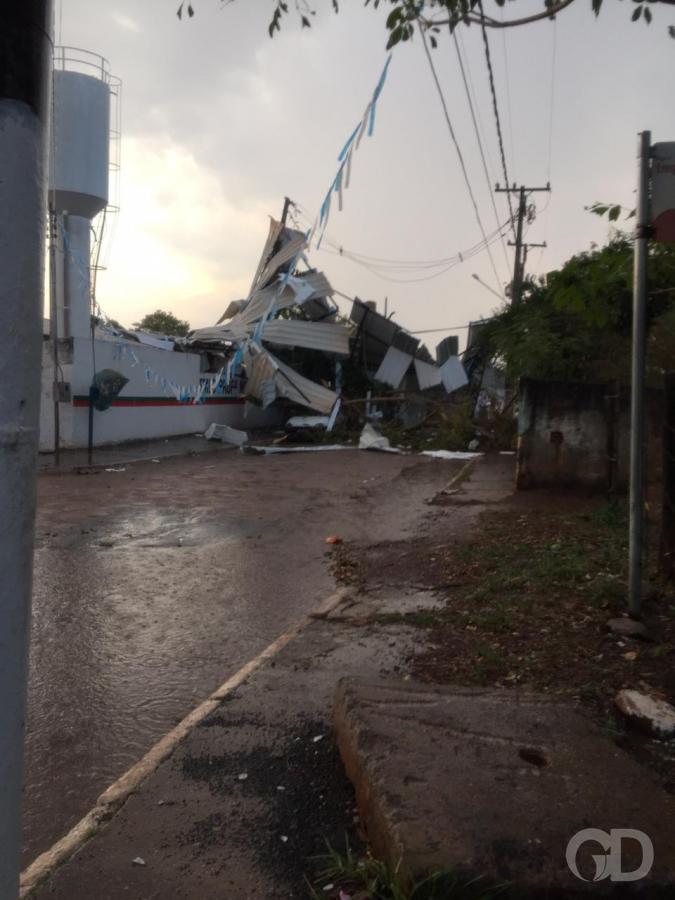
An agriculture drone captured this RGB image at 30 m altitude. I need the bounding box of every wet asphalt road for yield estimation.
[24,447,458,866]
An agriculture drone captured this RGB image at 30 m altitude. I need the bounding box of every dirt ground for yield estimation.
[334,459,675,792]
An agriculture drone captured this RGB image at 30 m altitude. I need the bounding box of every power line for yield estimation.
[500,15,517,186]
[535,19,558,272]
[456,28,494,174]
[411,324,472,333]
[418,24,504,297]
[294,201,511,280]
[545,20,557,184]
[477,0,516,239]
[452,30,511,279]
[320,226,509,284]
[317,221,508,270]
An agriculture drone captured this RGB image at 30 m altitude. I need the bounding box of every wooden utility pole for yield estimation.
[495,183,551,304]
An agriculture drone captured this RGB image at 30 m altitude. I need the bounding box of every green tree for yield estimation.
[133,309,191,336]
[478,234,675,386]
[178,0,675,42]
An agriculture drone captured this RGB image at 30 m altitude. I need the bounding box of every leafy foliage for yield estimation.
[132,309,191,336]
[177,0,675,41]
[477,234,675,385]
[587,201,635,222]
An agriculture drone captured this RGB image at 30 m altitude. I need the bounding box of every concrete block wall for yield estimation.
[517,378,663,491]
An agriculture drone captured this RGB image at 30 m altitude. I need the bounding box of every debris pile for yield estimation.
[187,213,511,452]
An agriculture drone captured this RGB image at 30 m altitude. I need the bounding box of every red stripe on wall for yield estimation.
[72,396,246,408]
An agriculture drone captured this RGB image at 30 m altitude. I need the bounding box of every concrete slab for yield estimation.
[334,678,675,897]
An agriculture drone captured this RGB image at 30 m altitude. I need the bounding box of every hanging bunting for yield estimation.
[314,54,392,250]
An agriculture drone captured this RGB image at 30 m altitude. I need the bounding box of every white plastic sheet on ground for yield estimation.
[358,422,404,454]
[287,415,330,429]
[204,423,248,446]
[421,449,482,460]
[249,445,353,454]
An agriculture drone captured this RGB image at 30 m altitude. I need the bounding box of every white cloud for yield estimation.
[111,13,141,34]
[96,135,275,329]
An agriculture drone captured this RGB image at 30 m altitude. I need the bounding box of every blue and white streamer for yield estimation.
[312,54,392,249]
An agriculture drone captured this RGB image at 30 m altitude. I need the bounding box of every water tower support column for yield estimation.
[61,214,92,340]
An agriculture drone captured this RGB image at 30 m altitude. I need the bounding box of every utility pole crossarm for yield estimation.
[495,183,552,304]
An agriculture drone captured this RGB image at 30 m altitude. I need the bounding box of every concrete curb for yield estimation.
[37,444,237,477]
[19,586,350,897]
[442,457,475,492]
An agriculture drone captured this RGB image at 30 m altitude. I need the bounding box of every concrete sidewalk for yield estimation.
[26,602,417,898]
[37,433,235,473]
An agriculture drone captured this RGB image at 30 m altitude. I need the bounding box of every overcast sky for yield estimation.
[57,0,673,350]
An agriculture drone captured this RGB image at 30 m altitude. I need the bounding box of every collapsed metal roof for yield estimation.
[185,217,347,414]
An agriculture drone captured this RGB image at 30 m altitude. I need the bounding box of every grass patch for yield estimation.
[411,497,675,711]
[308,840,508,900]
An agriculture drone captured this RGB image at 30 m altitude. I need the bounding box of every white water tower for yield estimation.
[49,48,120,340]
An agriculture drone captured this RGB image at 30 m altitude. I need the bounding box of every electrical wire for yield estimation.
[320,223,507,270]
[452,29,511,279]
[500,13,517,188]
[535,19,558,272]
[293,201,510,275]
[411,324,472,333]
[319,227,509,284]
[418,25,504,297]
[477,0,516,239]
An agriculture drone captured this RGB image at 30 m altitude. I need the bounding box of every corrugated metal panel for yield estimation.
[351,299,398,346]
[217,299,247,323]
[351,299,419,364]
[244,346,337,414]
[189,321,249,344]
[392,330,420,357]
[257,234,307,290]
[261,320,350,356]
[249,217,284,294]
[436,335,459,366]
[302,297,335,321]
[243,346,278,407]
[414,359,442,391]
[292,270,334,301]
[439,356,468,394]
[374,345,413,389]
[273,354,337,413]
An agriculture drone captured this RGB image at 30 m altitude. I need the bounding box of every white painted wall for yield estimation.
[39,335,278,450]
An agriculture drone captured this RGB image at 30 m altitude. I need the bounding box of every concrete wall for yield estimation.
[517,378,663,491]
[39,335,277,451]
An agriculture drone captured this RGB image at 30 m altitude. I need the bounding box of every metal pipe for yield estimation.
[49,206,60,465]
[628,130,651,617]
[0,2,53,896]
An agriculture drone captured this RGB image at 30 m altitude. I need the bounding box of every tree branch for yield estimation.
[426,0,577,30]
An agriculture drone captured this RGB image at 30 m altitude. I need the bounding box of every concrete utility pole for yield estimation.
[628,130,652,617]
[495,183,550,304]
[0,2,53,897]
